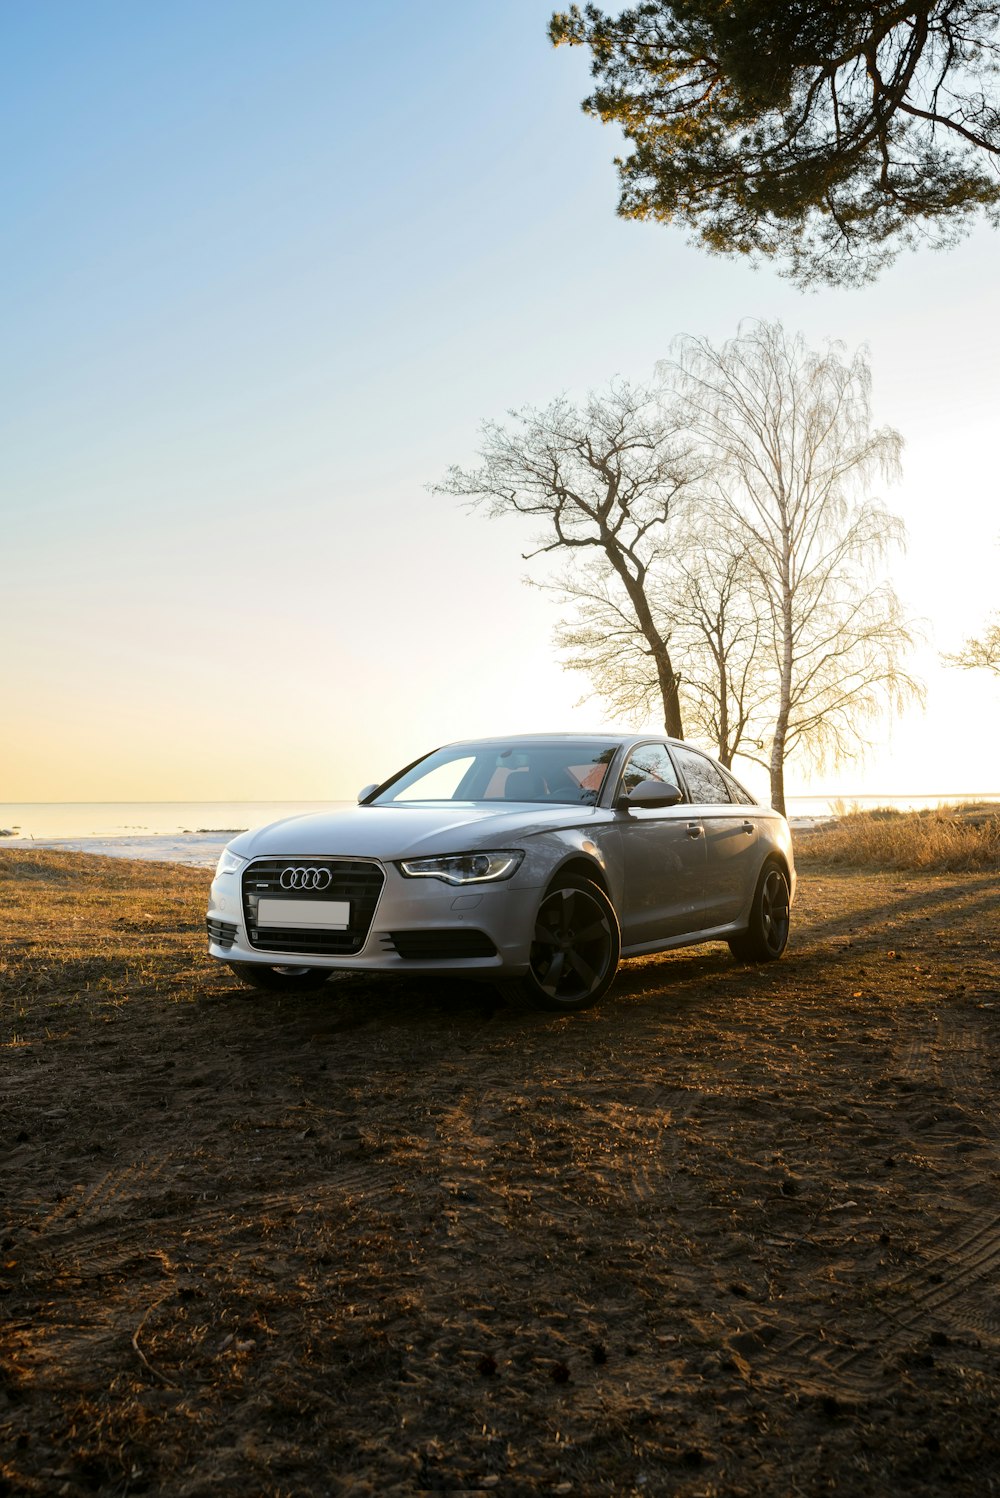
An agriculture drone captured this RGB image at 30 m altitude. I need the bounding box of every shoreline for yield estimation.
[1,801,994,868]
[0,819,829,868]
[0,832,231,867]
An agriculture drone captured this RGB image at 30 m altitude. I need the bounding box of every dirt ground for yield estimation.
[1,848,999,1497]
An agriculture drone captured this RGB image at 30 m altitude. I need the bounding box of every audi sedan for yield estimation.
[206,734,795,1013]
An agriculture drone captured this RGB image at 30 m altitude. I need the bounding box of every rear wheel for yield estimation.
[728,863,790,963]
[501,875,621,1014]
[227,962,331,993]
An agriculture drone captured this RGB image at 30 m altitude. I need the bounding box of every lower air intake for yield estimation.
[207,918,237,948]
[388,929,498,960]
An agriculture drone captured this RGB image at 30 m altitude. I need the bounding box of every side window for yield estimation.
[673,746,732,804]
[620,743,682,795]
[722,769,756,806]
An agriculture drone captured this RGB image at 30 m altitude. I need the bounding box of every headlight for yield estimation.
[397,850,524,885]
[214,848,247,877]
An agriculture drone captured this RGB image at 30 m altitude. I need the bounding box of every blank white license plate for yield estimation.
[257,897,350,929]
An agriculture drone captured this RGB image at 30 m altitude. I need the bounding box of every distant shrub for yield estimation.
[797,804,1000,871]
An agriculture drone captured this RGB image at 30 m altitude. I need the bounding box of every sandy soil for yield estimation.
[1,849,999,1496]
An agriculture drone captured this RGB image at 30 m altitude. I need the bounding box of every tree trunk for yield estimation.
[769,735,786,816]
[654,644,685,739]
[606,545,685,738]
[770,544,795,816]
[717,658,730,765]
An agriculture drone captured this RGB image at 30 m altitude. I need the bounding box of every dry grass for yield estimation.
[797,802,1000,872]
[0,851,207,1016]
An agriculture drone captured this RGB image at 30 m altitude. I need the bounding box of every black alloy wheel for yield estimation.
[227,962,331,993]
[503,874,621,1013]
[728,863,790,962]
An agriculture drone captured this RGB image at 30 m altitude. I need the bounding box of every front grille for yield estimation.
[207,917,237,948]
[242,859,384,955]
[387,929,498,960]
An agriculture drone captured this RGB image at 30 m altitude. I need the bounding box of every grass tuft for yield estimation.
[797,802,1000,871]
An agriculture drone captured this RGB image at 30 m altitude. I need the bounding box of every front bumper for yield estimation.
[207,856,541,977]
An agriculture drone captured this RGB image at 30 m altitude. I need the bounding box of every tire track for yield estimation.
[761,1007,1000,1393]
[30,1149,179,1234]
[826,1208,1000,1379]
[891,1028,937,1086]
[22,1164,420,1291]
[575,1087,702,1209]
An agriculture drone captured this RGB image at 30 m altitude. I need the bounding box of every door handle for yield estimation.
[686,822,703,838]
[742,820,754,834]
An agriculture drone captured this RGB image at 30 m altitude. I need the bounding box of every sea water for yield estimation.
[1,794,998,866]
[0,802,349,867]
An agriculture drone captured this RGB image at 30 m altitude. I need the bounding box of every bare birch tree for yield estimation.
[550,520,772,767]
[434,383,695,738]
[663,527,770,767]
[661,321,921,814]
[945,621,1000,676]
[944,541,1000,677]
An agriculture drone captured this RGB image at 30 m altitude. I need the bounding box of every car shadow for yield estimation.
[791,869,999,947]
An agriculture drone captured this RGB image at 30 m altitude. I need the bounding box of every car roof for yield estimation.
[442,732,681,748]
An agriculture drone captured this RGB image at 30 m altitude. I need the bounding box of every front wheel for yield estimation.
[500,875,621,1014]
[227,962,331,993]
[728,863,790,963]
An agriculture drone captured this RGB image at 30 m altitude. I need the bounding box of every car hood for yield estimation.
[227,802,612,862]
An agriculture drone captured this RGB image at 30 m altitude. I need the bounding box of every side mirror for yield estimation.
[617,780,684,811]
[357,783,379,804]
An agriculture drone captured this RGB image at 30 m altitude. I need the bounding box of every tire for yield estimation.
[227,962,331,993]
[500,875,621,1014]
[728,862,790,963]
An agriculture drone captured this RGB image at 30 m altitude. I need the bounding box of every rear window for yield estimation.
[673,746,732,804]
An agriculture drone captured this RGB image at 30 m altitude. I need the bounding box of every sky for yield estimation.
[3,0,999,805]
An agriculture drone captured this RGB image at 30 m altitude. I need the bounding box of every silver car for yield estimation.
[207,734,795,1013]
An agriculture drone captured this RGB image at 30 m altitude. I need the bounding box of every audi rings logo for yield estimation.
[279,866,333,891]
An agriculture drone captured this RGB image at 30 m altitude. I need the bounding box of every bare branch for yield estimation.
[943,618,1000,674]
[433,380,697,736]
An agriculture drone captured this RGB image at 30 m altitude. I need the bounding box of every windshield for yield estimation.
[372,740,620,806]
